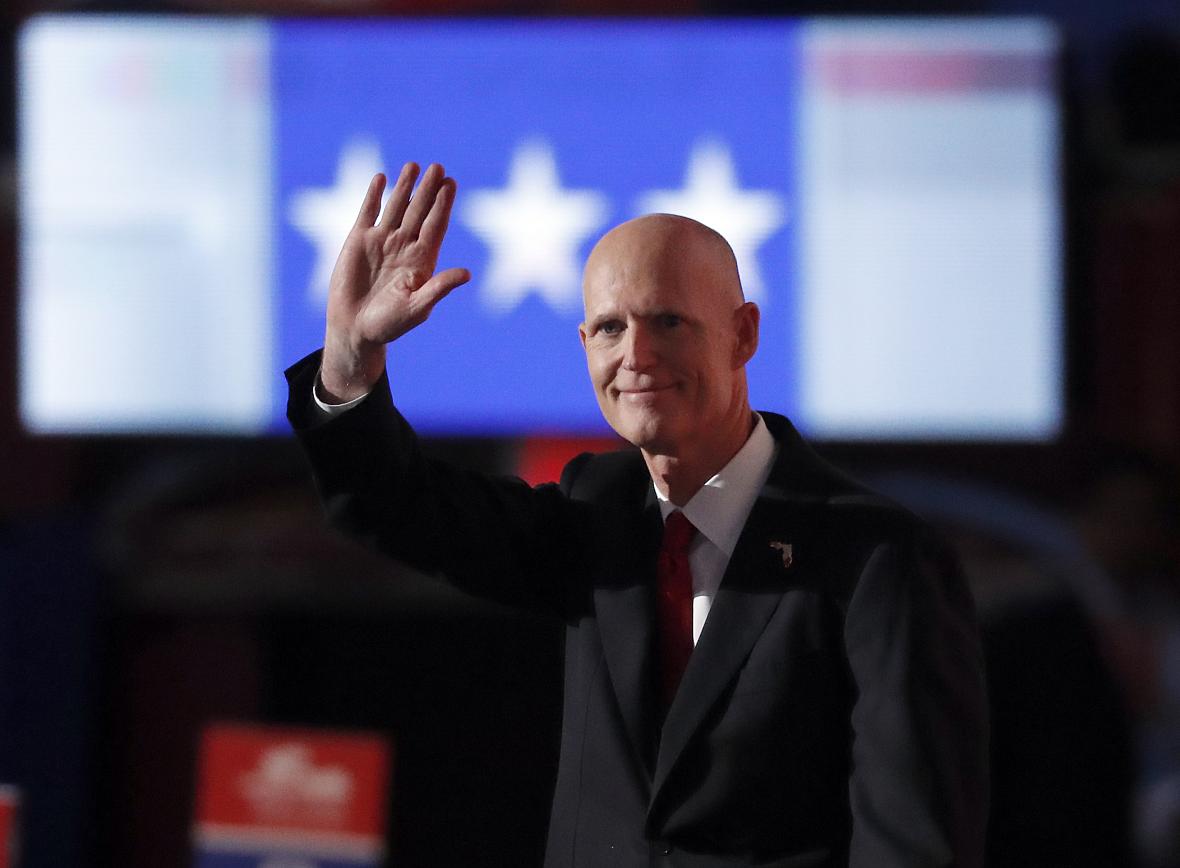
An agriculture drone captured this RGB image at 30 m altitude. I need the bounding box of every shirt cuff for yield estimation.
[313,369,371,418]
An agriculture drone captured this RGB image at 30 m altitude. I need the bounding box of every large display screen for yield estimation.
[18,17,1062,439]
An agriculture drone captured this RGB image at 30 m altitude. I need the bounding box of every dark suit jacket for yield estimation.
[286,350,988,868]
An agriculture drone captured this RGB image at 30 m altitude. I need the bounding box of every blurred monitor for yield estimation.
[18,16,1062,439]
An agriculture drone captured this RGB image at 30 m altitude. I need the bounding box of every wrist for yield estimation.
[320,333,386,402]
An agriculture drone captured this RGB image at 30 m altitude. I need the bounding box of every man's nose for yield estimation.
[621,323,658,371]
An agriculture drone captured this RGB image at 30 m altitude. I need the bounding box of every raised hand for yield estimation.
[321,162,470,402]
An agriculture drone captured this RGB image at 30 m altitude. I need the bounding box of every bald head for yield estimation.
[583,214,745,312]
[578,214,760,489]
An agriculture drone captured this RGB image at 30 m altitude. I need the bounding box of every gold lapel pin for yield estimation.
[769,541,794,569]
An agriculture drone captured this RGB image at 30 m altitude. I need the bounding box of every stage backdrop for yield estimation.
[19,17,1062,440]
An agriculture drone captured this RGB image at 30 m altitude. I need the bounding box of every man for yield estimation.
[287,162,988,867]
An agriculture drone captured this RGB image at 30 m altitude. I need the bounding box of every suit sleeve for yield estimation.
[285,349,589,615]
[843,523,989,868]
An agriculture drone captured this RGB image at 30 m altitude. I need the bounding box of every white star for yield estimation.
[461,140,609,315]
[289,137,384,304]
[636,140,786,304]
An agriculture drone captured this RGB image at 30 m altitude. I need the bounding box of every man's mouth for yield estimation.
[616,385,675,398]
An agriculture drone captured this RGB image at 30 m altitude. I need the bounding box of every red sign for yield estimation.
[0,786,20,868]
[194,723,391,858]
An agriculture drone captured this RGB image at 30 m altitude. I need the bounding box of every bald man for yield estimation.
[287,163,988,868]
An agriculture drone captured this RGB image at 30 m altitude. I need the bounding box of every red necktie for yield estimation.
[657,510,697,710]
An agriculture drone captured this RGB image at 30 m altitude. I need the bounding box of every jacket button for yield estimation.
[663,846,672,855]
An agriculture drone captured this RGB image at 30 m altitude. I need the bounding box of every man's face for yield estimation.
[578,229,756,455]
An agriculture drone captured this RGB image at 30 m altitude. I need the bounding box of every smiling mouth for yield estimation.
[616,385,675,397]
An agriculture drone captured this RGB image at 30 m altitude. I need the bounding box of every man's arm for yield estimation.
[288,348,583,616]
[287,162,585,615]
[844,526,989,868]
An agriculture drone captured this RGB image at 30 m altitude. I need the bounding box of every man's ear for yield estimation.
[578,323,589,350]
[733,302,759,366]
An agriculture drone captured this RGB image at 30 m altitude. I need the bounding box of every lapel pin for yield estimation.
[769,541,794,569]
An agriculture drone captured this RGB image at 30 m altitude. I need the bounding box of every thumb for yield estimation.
[416,267,472,312]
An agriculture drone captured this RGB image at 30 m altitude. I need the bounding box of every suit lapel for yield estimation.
[593,497,664,773]
[584,413,854,796]
[649,412,848,804]
[651,495,798,798]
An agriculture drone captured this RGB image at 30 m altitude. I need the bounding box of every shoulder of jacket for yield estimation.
[559,448,648,504]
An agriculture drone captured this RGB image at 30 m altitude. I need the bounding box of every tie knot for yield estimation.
[662,510,697,556]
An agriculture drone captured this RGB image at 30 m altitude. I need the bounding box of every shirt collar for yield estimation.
[655,413,778,558]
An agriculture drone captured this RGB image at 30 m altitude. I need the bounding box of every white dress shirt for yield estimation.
[654,415,779,645]
[314,375,369,416]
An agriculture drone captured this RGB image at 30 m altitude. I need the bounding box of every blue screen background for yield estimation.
[272,20,801,434]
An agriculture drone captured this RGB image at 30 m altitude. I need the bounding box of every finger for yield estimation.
[402,163,446,238]
[415,267,471,311]
[378,161,420,230]
[353,173,386,230]
[418,177,457,253]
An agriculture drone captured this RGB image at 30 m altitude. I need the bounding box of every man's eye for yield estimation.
[599,321,623,335]
[658,314,681,328]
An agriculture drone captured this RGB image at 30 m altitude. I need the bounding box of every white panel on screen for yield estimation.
[18,18,273,433]
[797,19,1062,439]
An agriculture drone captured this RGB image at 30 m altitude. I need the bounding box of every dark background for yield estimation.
[1,0,1179,866]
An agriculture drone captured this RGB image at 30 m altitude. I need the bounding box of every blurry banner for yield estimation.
[0,786,19,868]
[18,16,1061,440]
[19,18,274,434]
[192,724,391,868]
[796,21,1062,439]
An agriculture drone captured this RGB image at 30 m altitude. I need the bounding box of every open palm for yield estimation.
[322,162,470,401]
